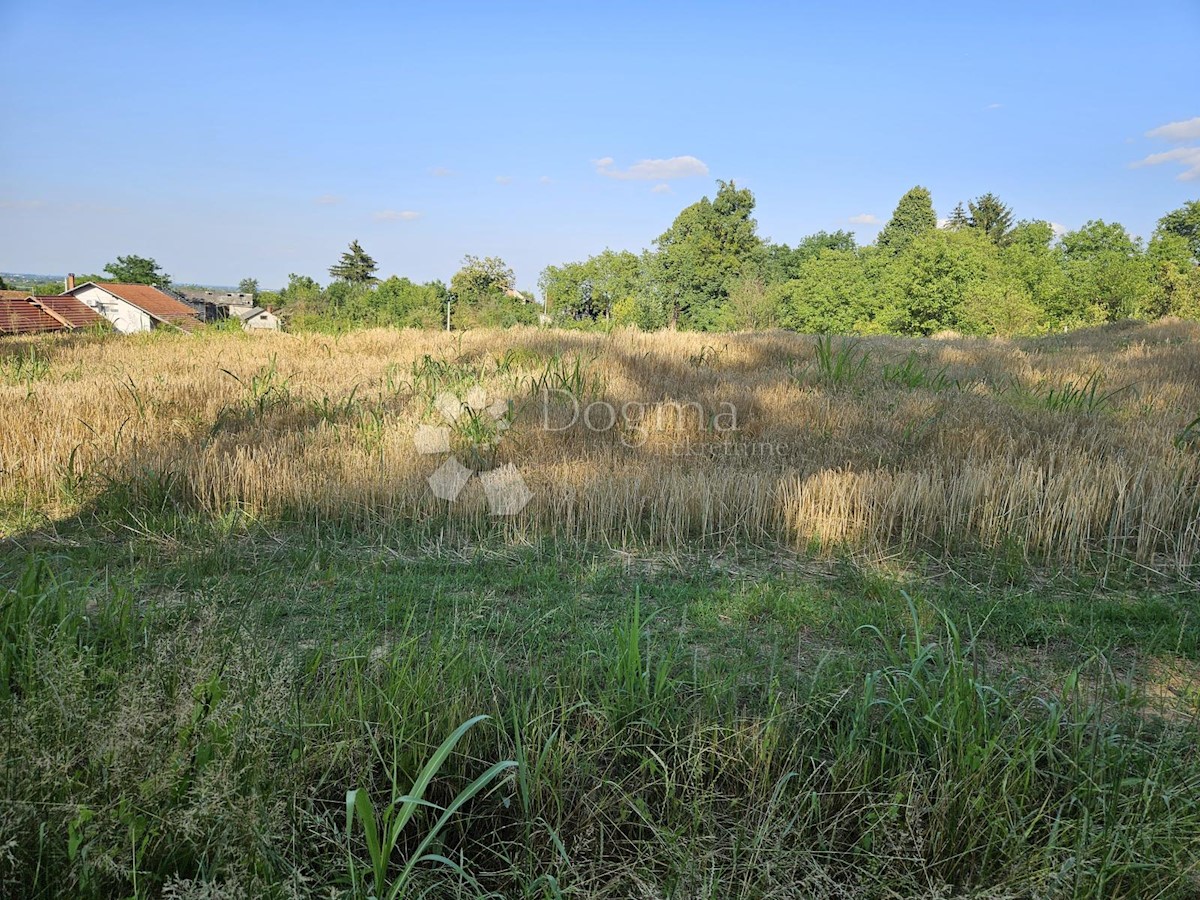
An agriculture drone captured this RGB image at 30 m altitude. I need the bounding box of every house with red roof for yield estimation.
[64,281,204,334]
[0,294,108,336]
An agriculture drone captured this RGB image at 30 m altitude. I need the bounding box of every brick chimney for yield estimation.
[65,273,76,292]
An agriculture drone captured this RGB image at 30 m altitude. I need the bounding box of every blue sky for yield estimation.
[2,0,1198,290]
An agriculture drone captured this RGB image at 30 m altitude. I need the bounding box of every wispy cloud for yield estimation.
[495,175,514,185]
[1133,147,1200,181]
[373,210,422,221]
[0,198,48,210]
[848,213,880,225]
[539,175,553,185]
[594,155,709,181]
[1134,117,1200,180]
[986,102,1003,110]
[430,167,455,177]
[1147,117,1200,142]
[314,194,342,206]
[651,183,672,194]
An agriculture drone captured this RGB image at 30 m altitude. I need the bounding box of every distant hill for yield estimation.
[2,273,237,292]
[2,272,65,285]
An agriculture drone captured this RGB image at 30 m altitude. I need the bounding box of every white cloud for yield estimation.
[1133,146,1200,181]
[594,155,709,181]
[1146,117,1200,142]
[1136,117,1200,180]
[651,183,672,194]
[1050,222,1067,237]
[539,175,553,184]
[373,210,422,221]
[495,175,514,185]
[986,102,1003,110]
[848,213,880,225]
[430,167,455,177]
[314,194,342,206]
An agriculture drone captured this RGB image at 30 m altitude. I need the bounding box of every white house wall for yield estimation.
[72,285,153,334]
[244,311,280,331]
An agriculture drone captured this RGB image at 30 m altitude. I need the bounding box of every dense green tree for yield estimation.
[450,255,533,328]
[1155,200,1200,263]
[277,274,322,307]
[540,250,642,321]
[769,249,877,333]
[1148,232,1200,318]
[1058,219,1139,258]
[878,228,998,334]
[1058,221,1151,321]
[451,255,516,303]
[345,277,447,327]
[1001,221,1065,322]
[763,230,856,283]
[103,254,171,287]
[958,279,1043,336]
[877,186,937,254]
[588,250,643,320]
[328,240,379,284]
[539,261,591,319]
[238,277,259,297]
[967,193,1015,245]
[651,180,762,329]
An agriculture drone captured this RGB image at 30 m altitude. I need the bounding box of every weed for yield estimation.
[0,347,51,386]
[789,335,872,389]
[881,352,955,391]
[345,715,516,899]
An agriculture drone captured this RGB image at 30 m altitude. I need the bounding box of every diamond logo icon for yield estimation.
[415,382,530,514]
[465,384,489,411]
[435,391,464,423]
[427,456,473,502]
[479,463,532,516]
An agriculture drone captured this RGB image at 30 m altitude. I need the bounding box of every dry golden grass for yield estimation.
[2,319,1198,566]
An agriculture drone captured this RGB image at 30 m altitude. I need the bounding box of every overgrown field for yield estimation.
[3,320,1199,563]
[1,323,1199,898]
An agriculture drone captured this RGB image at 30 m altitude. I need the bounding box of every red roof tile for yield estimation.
[35,296,107,329]
[0,297,63,334]
[87,283,200,321]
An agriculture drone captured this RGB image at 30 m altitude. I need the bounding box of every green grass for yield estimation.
[2,507,1199,898]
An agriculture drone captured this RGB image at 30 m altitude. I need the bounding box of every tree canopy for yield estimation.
[877,186,937,254]
[1156,200,1200,263]
[651,180,762,329]
[220,182,1198,340]
[328,240,379,284]
[103,254,171,287]
[967,193,1015,245]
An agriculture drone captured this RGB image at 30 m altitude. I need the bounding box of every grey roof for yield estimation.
[237,306,273,321]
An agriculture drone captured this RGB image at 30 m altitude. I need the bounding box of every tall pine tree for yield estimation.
[328,240,379,284]
[968,193,1015,245]
[945,202,970,231]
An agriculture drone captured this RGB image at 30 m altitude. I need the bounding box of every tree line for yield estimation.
[540,185,1200,335]
[30,187,1197,337]
[257,244,538,331]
